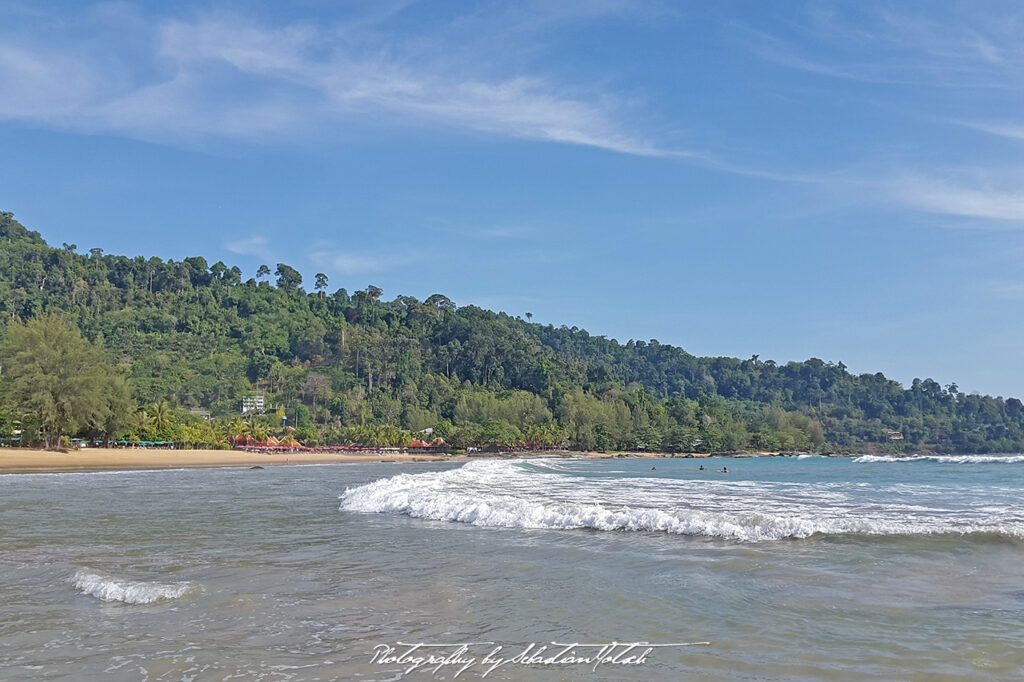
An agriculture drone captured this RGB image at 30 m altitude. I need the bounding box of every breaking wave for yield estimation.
[72,570,195,604]
[339,460,1024,542]
[853,455,1024,464]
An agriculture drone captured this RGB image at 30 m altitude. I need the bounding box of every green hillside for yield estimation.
[1,210,1021,453]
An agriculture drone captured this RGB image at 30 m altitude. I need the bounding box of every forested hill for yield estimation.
[1,210,1021,453]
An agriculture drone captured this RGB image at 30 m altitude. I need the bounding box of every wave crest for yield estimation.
[72,570,194,604]
[339,461,1024,542]
[342,486,890,541]
[853,455,1024,464]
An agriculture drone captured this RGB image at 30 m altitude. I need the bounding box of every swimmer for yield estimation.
[722,466,728,473]
[651,466,657,471]
[699,465,704,471]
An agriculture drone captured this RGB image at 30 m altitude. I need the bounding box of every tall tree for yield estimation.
[88,375,134,446]
[315,272,329,298]
[275,263,303,290]
[0,315,124,448]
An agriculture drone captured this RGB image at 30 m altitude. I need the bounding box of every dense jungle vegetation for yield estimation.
[1,210,1021,453]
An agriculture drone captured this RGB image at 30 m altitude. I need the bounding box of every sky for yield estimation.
[1,0,1023,397]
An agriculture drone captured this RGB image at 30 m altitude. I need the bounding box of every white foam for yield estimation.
[343,486,907,541]
[853,455,1024,464]
[340,460,1024,542]
[72,570,194,604]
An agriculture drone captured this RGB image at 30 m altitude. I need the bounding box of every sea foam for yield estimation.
[853,454,1024,464]
[343,484,902,541]
[72,570,194,604]
[340,460,1024,542]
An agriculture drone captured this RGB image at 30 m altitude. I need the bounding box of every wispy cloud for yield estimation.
[0,6,681,157]
[722,4,1024,223]
[890,174,1024,224]
[309,249,417,275]
[741,6,1024,90]
[957,121,1024,143]
[224,236,274,261]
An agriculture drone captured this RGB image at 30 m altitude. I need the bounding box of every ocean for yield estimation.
[2,455,1023,680]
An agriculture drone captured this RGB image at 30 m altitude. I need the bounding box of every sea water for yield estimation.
[1,456,1023,680]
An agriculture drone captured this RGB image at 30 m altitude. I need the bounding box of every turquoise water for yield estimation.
[2,456,1023,680]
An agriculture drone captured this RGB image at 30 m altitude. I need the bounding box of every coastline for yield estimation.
[0,447,467,473]
[0,447,793,474]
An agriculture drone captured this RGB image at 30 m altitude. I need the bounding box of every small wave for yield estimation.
[339,464,1024,542]
[72,570,194,604]
[522,459,574,472]
[853,455,1024,464]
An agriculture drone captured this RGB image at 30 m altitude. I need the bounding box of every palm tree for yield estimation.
[130,408,154,442]
[147,401,173,438]
[222,416,245,446]
[251,422,269,442]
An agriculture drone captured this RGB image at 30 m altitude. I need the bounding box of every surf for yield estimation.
[340,459,1024,542]
[853,455,1024,464]
[71,569,195,604]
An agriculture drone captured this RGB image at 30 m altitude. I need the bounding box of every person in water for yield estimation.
[651,466,657,471]
[722,466,728,473]
[699,465,704,471]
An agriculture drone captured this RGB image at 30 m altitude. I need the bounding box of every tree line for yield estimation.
[1,210,1021,453]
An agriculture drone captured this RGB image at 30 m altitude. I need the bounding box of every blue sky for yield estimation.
[1,1,1023,397]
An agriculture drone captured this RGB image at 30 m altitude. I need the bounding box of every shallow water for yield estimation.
[2,456,1023,680]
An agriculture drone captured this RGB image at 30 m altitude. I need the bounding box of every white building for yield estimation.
[242,395,265,414]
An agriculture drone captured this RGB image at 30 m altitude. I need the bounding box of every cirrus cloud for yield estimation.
[0,6,682,158]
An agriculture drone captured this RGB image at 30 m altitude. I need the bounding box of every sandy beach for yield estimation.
[0,447,461,473]
[0,447,741,474]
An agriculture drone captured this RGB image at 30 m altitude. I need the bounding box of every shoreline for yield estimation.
[0,447,805,474]
[0,447,463,474]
